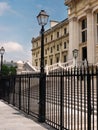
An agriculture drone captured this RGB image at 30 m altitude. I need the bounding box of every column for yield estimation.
[68,17,79,60]
[87,9,95,64]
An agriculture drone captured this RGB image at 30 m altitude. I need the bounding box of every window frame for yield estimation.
[64,42,66,49]
[57,31,59,38]
[57,45,59,51]
[50,58,53,65]
[56,57,59,63]
[64,28,67,35]
[50,47,53,53]
[80,18,87,43]
[64,55,67,62]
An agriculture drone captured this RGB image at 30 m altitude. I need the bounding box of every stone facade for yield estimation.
[32,0,98,67]
[65,0,98,64]
[31,19,69,66]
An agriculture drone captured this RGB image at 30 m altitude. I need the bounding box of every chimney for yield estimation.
[50,20,59,28]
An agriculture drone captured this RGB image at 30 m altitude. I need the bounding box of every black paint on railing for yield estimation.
[0,66,98,130]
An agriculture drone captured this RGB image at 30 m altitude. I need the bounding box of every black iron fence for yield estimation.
[0,73,40,118]
[0,66,98,130]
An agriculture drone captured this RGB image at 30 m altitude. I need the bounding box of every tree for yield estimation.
[1,64,17,76]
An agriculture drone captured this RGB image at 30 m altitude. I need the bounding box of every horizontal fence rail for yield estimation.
[45,67,98,130]
[0,73,40,119]
[0,66,98,130]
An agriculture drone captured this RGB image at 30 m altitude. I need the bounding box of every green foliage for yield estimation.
[1,64,17,76]
[1,65,9,76]
[9,66,17,75]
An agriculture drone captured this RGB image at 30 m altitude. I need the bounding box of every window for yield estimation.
[57,45,59,51]
[35,62,38,66]
[64,55,66,62]
[50,58,53,65]
[81,18,87,43]
[82,19,87,29]
[57,32,59,38]
[45,37,47,43]
[45,49,47,55]
[64,42,66,49]
[64,28,67,35]
[36,53,38,57]
[51,35,53,41]
[50,47,53,53]
[45,60,47,65]
[56,57,59,63]
[36,42,38,47]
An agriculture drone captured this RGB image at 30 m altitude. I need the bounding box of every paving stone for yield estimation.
[0,100,55,130]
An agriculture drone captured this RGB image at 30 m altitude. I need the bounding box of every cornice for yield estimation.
[65,0,72,6]
[32,19,69,43]
[68,16,77,22]
[84,5,92,13]
[65,0,81,7]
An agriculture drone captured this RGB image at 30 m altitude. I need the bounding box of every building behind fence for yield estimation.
[0,66,98,130]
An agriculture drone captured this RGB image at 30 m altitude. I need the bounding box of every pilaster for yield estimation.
[68,16,79,60]
[86,8,95,64]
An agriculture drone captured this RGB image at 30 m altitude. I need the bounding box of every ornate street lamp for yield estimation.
[73,49,78,67]
[0,47,5,72]
[37,10,49,122]
[37,10,49,73]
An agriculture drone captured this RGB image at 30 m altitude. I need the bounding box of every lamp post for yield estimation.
[0,47,5,72]
[37,10,49,122]
[73,49,78,67]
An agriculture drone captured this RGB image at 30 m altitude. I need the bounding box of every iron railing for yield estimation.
[0,73,40,118]
[0,66,98,130]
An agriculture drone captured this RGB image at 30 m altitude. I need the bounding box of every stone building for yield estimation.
[65,0,98,65]
[32,0,98,68]
[31,20,69,67]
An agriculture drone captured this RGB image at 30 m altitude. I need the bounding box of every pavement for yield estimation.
[0,100,55,130]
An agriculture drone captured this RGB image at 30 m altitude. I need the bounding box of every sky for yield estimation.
[0,0,68,63]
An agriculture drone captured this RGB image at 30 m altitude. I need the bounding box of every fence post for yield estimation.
[19,77,21,110]
[28,76,30,115]
[87,67,91,130]
[60,71,64,130]
[8,77,10,104]
[39,72,46,122]
[13,77,15,106]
